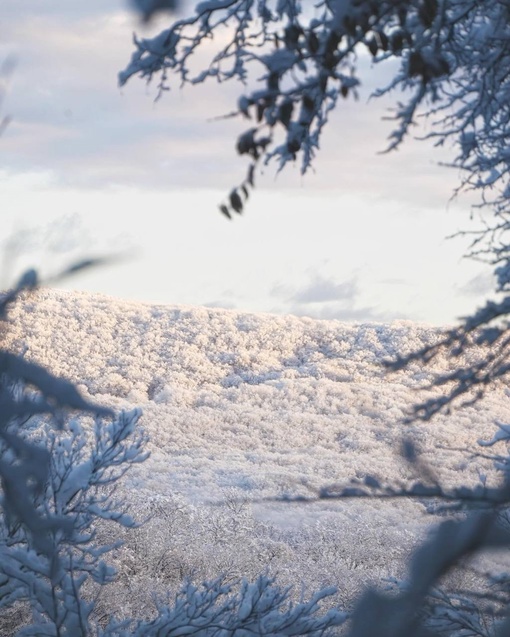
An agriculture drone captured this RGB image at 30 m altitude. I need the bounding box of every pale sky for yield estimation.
[0,1,496,325]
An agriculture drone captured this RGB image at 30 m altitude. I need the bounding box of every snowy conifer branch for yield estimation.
[346,511,510,637]
[0,274,115,556]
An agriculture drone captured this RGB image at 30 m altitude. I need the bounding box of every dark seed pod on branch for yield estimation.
[229,189,243,214]
[219,205,231,220]
[278,99,294,129]
[247,164,255,187]
[236,129,255,156]
[367,37,378,57]
[390,31,404,51]
[419,0,438,28]
[408,51,424,77]
[307,31,319,54]
[376,30,389,51]
[284,24,302,50]
[268,71,279,92]
[287,137,301,153]
[302,94,315,112]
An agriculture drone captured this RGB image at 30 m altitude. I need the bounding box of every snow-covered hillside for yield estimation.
[4,287,509,611]
[5,287,505,503]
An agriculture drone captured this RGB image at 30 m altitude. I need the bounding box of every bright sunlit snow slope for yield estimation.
[5,288,508,509]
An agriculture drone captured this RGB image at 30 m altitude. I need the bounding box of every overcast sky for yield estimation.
[0,1,496,325]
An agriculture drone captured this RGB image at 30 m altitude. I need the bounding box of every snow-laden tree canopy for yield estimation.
[121,1,510,226]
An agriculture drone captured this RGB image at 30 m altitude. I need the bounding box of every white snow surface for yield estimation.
[4,288,508,533]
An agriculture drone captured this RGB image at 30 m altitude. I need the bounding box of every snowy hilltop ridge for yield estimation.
[2,287,507,502]
[5,288,449,401]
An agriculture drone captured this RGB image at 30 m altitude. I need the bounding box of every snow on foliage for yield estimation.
[117,576,347,636]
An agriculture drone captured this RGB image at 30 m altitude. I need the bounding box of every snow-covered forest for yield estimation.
[2,288,510,634]
[4,288,506,504]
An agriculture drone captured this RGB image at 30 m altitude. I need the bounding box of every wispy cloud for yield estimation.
[203,299,237,310]
[378,277,411,286]
[2,4,248,190]
[290,303,400,322]
[271,273,396,322]
[291,274,358,305]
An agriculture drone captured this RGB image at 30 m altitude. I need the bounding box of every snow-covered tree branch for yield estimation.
[120,1,510,223]
[0,409,145,636]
